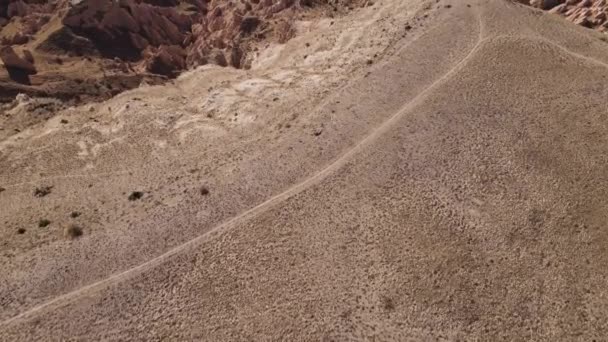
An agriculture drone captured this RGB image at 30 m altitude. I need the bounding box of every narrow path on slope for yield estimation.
[1,10,484,328]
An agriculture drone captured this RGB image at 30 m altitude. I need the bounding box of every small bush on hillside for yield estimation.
[65,224,83,238]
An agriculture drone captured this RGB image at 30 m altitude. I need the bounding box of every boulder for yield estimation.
[7,0,30,17]
[530,0,564,10]
[240,16,261,34]
[0,46,36,73]
[140,45,186,77]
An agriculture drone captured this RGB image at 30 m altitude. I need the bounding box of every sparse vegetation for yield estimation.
[381,296,395,311]
[200,186,210,196]
[17,228,26,234]
[65,224,83,238]
[70,211,81,218]
[38,219,51,228]
[128,191,144,201]
[34,186,53,197]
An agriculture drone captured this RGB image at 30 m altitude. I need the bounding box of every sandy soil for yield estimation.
[1,0,608,340]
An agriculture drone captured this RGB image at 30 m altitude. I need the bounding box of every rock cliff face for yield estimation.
[0,0,365,102]
[57,0,271,73]
[522,0,608,32]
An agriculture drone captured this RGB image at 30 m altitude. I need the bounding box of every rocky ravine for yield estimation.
[523,0,608,31]
[3,0,605,105]
[0,0,365,103]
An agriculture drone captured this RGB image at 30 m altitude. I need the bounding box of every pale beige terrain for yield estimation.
[1,0,608,340]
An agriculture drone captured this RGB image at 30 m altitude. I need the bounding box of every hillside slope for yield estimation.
[2,0,608,340]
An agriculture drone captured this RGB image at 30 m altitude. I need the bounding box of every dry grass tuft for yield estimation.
[65,224,83,239]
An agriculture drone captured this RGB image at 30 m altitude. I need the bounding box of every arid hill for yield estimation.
[2,0,608,340]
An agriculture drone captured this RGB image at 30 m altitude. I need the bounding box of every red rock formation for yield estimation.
[139,44,187,76]
[0,0,366,102]
[0,46,36,73]
[63,1,194,60]
[524,0,608,32]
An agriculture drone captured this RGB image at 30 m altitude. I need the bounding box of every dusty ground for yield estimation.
[1,0,608,340]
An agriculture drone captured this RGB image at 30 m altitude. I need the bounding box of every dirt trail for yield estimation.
[0,0,431,322]
[1,12,484,328]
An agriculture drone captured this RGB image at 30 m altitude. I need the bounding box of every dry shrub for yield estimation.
[65,224,83,238]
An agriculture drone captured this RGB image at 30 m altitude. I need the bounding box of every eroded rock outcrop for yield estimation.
[524,0,608,31]
[62,1,194,60]
[0,46,36,73]
[0,0,367,102]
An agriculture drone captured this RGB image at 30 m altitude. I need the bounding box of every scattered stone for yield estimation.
[60,119,68,124]
[530,0,561,10]
[0,187,5,193]
[17,228,26,235]
[200,186,210,196]
[70,211,81,218]
[15,93,30,105]
[208,49,228,67]
[140,45,187,77]
[240,16,261,34]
